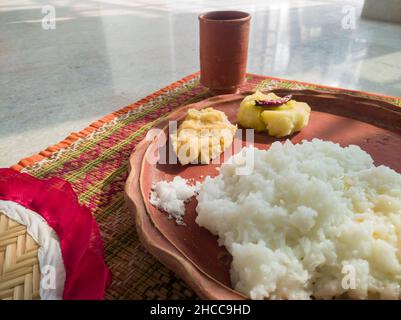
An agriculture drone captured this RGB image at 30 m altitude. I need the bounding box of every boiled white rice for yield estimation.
[196,139,401,300]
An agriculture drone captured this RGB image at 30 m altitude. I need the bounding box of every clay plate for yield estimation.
[124,90,401,299]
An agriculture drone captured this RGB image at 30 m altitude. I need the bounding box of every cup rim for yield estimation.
[199,10,250,23]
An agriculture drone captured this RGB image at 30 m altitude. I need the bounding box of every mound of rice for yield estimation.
[195,139,401,300]
[150,176,199,225]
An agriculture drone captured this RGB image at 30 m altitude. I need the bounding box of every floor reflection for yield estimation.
[0,0,400,166]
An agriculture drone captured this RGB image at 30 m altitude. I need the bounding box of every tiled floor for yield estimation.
[1,0,401,167]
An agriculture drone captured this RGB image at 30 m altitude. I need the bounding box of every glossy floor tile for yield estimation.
[1,0,400,167]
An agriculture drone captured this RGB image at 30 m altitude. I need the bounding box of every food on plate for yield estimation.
[237,91,311,137]
[150,176,200,225]
[196,139,401,300]
[170,107,237,165]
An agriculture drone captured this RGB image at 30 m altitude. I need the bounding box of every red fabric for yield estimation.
[0,168,111,299]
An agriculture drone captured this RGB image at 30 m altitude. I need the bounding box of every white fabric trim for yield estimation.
[0,200,66,300]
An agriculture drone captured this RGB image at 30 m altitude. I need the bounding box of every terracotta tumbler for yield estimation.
[199,11,250,95]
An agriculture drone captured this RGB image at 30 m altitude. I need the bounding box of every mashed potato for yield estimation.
[171,108,237,165]
[195,139,401,300]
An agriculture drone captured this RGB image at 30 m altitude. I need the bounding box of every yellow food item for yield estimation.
[171,107,237,165]
[237,91,311,137]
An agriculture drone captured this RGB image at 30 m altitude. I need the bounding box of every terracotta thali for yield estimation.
[124,90,401,299]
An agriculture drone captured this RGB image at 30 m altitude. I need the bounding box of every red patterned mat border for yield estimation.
[11,72,200,171]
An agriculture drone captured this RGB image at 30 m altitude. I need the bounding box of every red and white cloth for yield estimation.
[0,169,111,300]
